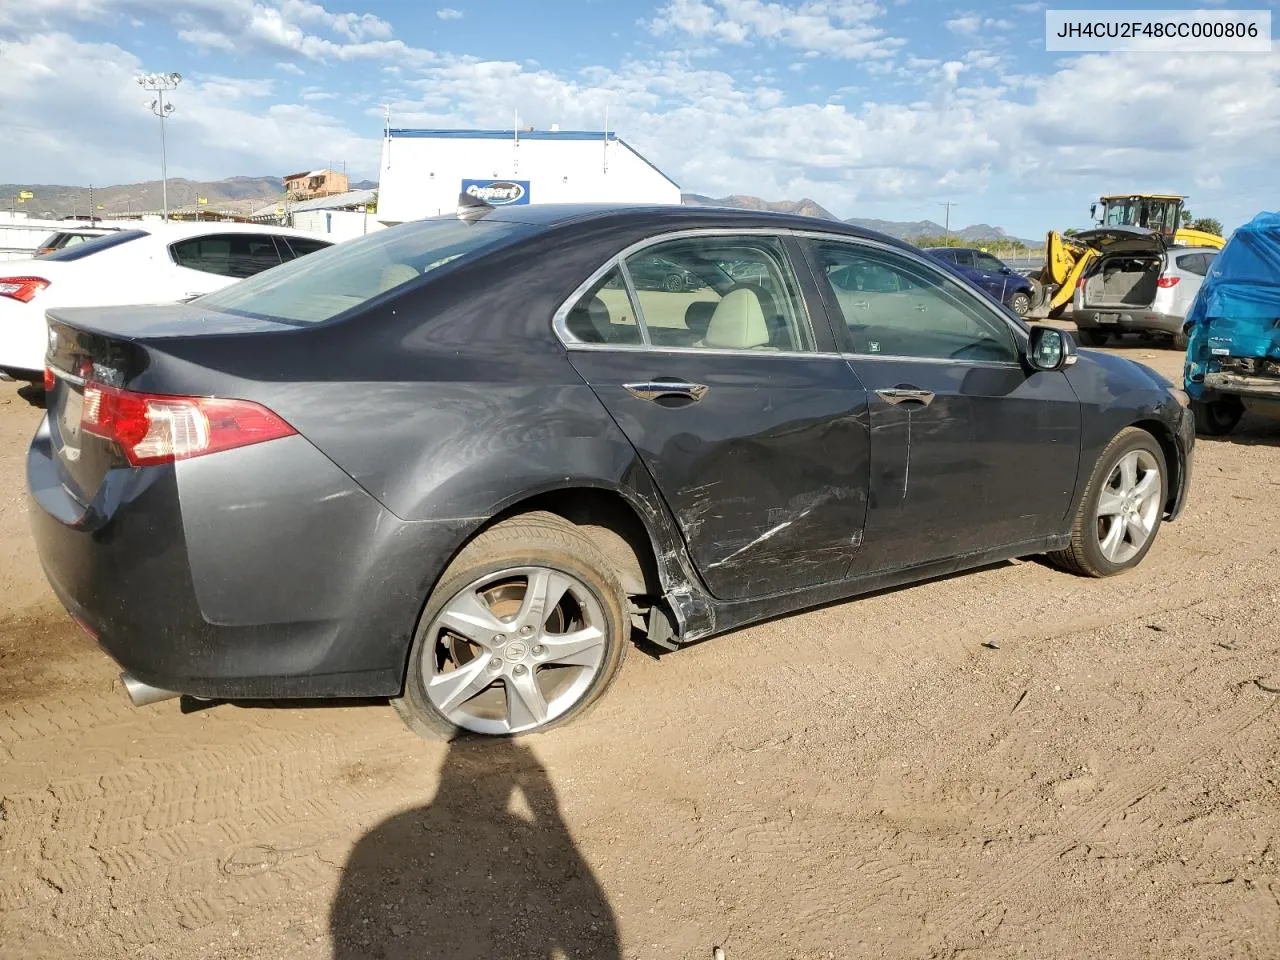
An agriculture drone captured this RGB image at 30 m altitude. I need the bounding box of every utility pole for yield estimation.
[137,72,182,220]
[940,201,957,245]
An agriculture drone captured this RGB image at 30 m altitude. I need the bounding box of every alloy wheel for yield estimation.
[1094,449,1162,564]
[422,566,609,735]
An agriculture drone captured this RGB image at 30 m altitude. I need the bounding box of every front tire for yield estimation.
[1191,396,1243,436]
[393,513,629,740]
[1009,292,1031,317]
[1048,427,1167,578]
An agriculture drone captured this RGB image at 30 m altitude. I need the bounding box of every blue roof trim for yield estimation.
[617,137,681,190]
[388,128,618,141]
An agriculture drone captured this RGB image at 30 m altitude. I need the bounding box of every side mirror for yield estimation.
[1026,325,1078,371]
[1000,265,1012,274]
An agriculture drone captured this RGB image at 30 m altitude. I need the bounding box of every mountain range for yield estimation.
[1,177,1034,245]
[680,193,1039,245]
[0,176,378,219]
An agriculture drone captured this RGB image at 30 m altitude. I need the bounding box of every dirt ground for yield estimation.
[1,339,1278,960]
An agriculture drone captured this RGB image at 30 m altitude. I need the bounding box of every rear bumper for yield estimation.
[27,416,470,700]
[1203,371,1280,399]
[1074,308,1184,336]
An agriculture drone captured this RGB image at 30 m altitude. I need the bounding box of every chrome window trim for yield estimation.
[552,227,821,356]
[789,228,1031,358]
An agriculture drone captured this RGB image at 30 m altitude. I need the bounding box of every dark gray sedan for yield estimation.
[28,202,1195,739]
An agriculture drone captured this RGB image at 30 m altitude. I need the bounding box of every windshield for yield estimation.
[195,218,534,325]
[35,230,147,261]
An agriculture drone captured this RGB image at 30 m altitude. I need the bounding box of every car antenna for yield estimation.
[457,191,494,222]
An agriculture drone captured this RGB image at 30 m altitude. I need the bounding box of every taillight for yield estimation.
[1157,276,1180,288]
[80,382,296,466]
[0,277,50,303]
[43,367,55,392]
[1076,277,1087,289]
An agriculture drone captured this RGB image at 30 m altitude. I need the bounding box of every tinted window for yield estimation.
[170,233,283,279]
[810,240,1018,363]
[35,230,148,261]
[929,249,957,263]
[1176,252,1209,276]
[195,218,531,326]
[621,236,813,352]
[282,236,333,259]
[564,267,643,345]
[974,252,1006,272]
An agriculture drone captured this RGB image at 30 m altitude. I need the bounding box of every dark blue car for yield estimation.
[925,247,1034,317]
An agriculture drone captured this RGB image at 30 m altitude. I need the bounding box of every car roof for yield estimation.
[467,202,914,250]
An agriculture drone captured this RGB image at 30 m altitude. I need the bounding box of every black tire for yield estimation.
[1047,427,1167,578]
[1076,327,1108,347]
[393,512,629,740]
[664,274,683,292]
[1009,292,1032,317]
[1171,330,1188,351]
[1191,396,1243,436]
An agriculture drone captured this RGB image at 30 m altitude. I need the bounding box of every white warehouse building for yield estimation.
[375,128,682,223]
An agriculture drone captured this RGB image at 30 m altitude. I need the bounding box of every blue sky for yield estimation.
[1,0,1278,237]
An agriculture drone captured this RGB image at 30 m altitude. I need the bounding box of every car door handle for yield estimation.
[624,381,709,402]
[876,387,935,407]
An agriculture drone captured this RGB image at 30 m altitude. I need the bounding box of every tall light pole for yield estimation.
[940,201,956,245]
[137,72,182,220]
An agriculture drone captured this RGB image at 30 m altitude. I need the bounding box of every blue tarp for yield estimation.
[1184,211,1280,398]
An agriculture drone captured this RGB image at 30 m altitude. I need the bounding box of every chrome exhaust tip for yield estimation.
[120,672,180,707]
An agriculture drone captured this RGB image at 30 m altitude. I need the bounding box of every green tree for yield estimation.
[1191,217,1223,236]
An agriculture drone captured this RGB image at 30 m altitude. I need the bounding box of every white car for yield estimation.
[0,222,333,381]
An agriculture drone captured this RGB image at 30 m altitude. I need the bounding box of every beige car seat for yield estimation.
[378,263,420,294]
[702,287,772,350]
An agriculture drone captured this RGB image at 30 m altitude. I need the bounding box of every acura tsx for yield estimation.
[28,201,1195,739]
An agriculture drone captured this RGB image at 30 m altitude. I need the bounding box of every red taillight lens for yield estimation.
[43,367,55,391]
[1076,277,1087,289]
[0,276,50,303]
[1157,276,1180,288]
[80,383,296,466]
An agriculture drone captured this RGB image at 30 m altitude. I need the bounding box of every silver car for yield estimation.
[1072,226,1217,349]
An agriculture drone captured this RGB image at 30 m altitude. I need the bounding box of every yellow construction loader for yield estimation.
[1026,194,1226,319]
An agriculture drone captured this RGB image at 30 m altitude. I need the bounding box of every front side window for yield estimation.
[809,239,1018,363]
[170,233,283,279]
[621,235,814,352]
[973,252,1007,273]
[196,218,532,325]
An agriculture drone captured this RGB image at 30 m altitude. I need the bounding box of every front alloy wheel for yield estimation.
[394,514,628,739]
[1048,426,1167,577]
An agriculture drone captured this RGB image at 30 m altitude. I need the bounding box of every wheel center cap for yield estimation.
[504,640,529,662]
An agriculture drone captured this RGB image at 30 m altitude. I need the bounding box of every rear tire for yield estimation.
[1191,396,1243,436]
[1171,330,1188,351]
[393,513,629,740]
[1076,328,1108,347]
[1048,427,1167,578]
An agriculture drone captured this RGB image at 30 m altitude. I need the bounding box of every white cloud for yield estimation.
[0,32,379,183]
[946,14,1012,34]
[275,61,306,75]
[0,0,433,63]
[436,7,463,19]
[1013,2,1045,11]
[646,0,905,60]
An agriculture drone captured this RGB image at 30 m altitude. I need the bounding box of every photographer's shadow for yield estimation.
[331,736,619,960]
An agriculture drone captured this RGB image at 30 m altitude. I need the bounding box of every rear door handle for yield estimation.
[624,381,709,402]
[876,387,935,407]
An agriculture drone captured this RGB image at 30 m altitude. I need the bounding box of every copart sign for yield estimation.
[461,179,531,205]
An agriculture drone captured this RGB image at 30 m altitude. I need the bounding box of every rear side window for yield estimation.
[35,230,148,261]
[281,236,333,259]
[195,218,532,325]
[1175,252,1210,276]
[564,267,643,345]
[170,233,284,279]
